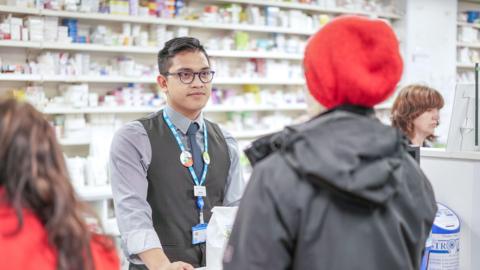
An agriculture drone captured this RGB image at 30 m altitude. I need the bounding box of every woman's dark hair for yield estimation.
[0,98,112,270]
[157,36,210,74]
[391,84,444,141]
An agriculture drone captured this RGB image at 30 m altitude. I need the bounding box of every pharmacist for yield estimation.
[110,37,245,270]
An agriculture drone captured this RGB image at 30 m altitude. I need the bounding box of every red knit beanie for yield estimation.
[304,16,403,109]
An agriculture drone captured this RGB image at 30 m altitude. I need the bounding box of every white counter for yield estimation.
[421,148,480,161]
[420,148,480,270]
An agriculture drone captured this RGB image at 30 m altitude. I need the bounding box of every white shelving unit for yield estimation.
[457,1,480,83]
[0,74,306,84]
[457,41,480,49]
[0,39,41,48]
[59,128,281,145]
[0,40,304,59]
[59,137,91,145]
[458,21,480,29]
[457,62,475,69]
[44,103,307,114]
[0,5,315,35]
[76,185,113,201]
[201,0,402,19]
[232,129,279,139]
[0,73,42,81]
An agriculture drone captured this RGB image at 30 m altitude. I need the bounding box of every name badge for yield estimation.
[192,223,207,245]
[194,185,207,197]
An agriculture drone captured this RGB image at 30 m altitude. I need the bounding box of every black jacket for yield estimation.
[223,106,437,270]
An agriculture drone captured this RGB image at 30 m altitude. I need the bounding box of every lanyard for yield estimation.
[162,110,209,186]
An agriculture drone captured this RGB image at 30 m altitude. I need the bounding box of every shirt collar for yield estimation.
[164,104,204,135]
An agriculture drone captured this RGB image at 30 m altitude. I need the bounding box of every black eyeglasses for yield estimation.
[164,70,215,84]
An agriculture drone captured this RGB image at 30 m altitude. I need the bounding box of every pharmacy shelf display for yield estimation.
[0,5,315,35]
[59,128,281,147]
[0,39,304,59]
[0,74,306,85]
[201,0,401,19]
[0,0,403,245]
[43,104,307,114]
[457,1,480,82]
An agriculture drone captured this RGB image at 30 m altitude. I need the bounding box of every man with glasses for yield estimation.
[110,37,245,270]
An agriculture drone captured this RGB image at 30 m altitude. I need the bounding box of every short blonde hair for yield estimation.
[391,84,444,141]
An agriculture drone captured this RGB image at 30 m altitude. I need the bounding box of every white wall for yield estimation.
[403,0,457,144]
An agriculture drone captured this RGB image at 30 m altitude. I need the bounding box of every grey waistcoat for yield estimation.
[132,110,230,268]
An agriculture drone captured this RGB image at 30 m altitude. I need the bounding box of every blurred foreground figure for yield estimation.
[0,98,119,270]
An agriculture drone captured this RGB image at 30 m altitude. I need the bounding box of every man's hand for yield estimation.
[138,248,195,270]
[158,261,194,270]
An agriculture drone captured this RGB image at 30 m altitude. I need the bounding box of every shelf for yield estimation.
[458,21,480,29]
[55,127,288,141]
[0,5,315,36]
[207,103,307,112]
[42,75,156,83]
[457,41,480,49]
[42,9,316,35]
[0,74,155,83]
[457,63,476,69]
[75,185,112,201]
[208,50,303,60]
[0,4,39,15]
[42,41,159,54]
[0,73,42,81]
[44,106,157,114]
[0,40,303,59]
[214,78,305,85]
[40,8,159,24]
[59,137,91,145]
[0,39,41,48]
[231,129,281,139]
[202,0,401,20]
[0,74,305,85]
[43,104,307,114]
[421,148,480,161]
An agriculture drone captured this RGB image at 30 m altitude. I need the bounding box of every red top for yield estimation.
[0,188,120,269]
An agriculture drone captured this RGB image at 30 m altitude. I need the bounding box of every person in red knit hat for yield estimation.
[224,16,437,270]
[0,98,119,270]
[303,16,403,109]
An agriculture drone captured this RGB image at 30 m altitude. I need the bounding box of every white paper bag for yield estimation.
[206,206,238,270]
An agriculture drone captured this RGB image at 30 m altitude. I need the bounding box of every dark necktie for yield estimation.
[186,122,204,179]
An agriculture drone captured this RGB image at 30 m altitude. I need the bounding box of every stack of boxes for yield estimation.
[109,0,130,15]
[150,24,168,47]
[0,15,27,41]
[57,25,71,43]
[0,15,70,42]
[62,18,78,42]
[25,16,44,41]
[43,16,58,42]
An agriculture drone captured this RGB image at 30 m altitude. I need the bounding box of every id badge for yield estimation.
[193,185,207,197]
[192,223,207,245]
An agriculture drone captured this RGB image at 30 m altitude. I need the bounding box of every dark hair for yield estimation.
[157,36,210,74]
[0,98,113,270]
[391,84,444,141]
